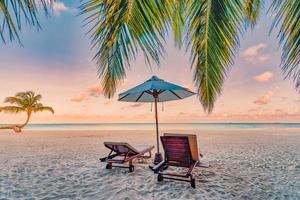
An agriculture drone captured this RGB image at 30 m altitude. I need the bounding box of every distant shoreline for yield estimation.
[1,122,300,131]
[1,122,300,125]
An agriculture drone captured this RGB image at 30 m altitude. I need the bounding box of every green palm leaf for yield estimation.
[244,0,262,27]
[0,106,25,113]
[170,0,185,47]
[270,0,300,89]
[1,91,54,114]
[32,105,54,114]
[4,97,26,107]
[0,0,52,43]
[186,0,245,112]
[79,0,171,97]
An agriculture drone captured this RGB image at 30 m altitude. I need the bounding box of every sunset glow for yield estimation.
[0,1,299,123]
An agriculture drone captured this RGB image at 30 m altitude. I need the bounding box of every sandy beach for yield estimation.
[0,129,299,199]
[2,0,300,199]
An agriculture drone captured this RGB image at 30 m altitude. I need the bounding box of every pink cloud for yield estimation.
[104,101,112,105]
[42,1,70,16]
[52,2,69,15]
[254,71,273,82]
[122,103,144,109]
[70,93,86,102]
[242,43,270,64]
[86,83,104,97]
[178,112,186,116]
[254,88,278,105]
[71,83,103,103]
[243,43,267,57]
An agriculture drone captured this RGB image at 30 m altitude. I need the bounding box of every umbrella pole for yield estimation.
[153,96,163,164]
[154,97,159,153]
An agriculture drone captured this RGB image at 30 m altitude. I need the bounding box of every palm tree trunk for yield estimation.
[0,125,21,132]
[0,125,16,129]
[0,111,31,133]
[17,110,32,129]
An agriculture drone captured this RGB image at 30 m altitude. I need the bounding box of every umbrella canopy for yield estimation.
[118,75,195,163]
[118,76,195,102]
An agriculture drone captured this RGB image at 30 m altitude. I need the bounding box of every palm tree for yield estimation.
[0,91,54,133]
[1,0,299,113]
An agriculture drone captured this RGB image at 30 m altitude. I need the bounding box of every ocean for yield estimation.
[1,123,300,131]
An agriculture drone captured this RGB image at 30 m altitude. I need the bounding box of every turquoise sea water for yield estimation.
[1,123,300,130]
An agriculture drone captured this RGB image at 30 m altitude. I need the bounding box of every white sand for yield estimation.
[0,129,299,199]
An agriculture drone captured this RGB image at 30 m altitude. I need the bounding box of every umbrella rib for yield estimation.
[186,90,196,94]
[136,91,145,102]
[158,90,166,94]
[118,93,130,101]
[170,90,182,99]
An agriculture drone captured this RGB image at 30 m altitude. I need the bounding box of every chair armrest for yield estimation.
[99,153,118,162]
[99,156,108,162]
[152,161,165,173]
[196,161,210,168]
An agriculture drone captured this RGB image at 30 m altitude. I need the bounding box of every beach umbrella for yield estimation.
[118,76,195,163]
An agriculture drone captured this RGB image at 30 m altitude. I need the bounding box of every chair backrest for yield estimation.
[161,134,195,167]
[164,133,200,161]
[104,142,139,155]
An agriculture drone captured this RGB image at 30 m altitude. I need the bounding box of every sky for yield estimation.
[0,1,299,123]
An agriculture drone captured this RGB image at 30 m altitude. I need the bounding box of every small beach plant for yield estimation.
[0,91,54,133]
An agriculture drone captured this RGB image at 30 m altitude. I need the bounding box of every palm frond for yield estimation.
[270,0,300,89]
[79,0,170,97]
[32,105,54,114]
[15,91,36,106]
[33,94,42,102]
[4,96,26,107]
[186,0,245,112]
[244,0,262,27]
[0,0,52,43]
[0,106,25,113]
[2,91,53,113]
[170,0,185,47]
[16,91,32,98]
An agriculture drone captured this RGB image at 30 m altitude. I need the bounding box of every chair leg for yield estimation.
[106,163,112,169]
[129,160,134,172]
[157,173,163,182]
[129,165,134,172]
[190,175,196,188]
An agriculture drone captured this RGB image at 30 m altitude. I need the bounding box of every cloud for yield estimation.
[254,71,273,82]
[178,112,186,116]
[71,83,103,103]
[37,0,72,15]
[202,108,300,122]
[254,88,278,105]
[70,93,86,102]
[86,84,104,97]
[242,43,270,64]
[177,112,203,119]
[53,2,69,14]
[104,101,112,106]
[41,1,71,16]
[121,103,144,109]
[243,43,267,57]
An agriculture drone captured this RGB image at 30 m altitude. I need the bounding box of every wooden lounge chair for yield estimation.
[100,142,154,172]
[153,133,202,188]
